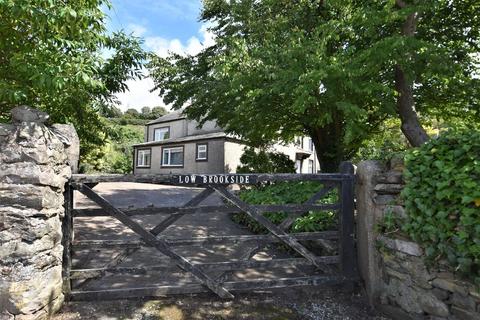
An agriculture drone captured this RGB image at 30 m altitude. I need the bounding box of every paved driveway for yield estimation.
[56,182,389,320]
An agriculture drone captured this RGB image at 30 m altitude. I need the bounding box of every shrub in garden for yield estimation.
[233,181,338,234]
[402,129,480,282]
[236,147,295,174]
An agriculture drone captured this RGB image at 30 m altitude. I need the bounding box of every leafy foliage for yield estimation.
[402,129,480,282]
[236,147,295,174]
[353,119,410,163]
[149,0,480,171]
[233,182,337,234]
[0,0,146,162]
[80,124,143,173]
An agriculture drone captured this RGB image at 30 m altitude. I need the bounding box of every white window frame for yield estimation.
[154,127,170,141]
[136,149,151,167]
[162,146,184,167]
[196,143,208,161]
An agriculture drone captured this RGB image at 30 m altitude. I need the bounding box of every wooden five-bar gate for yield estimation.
[62,163,357,300]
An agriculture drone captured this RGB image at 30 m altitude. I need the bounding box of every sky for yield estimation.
[104,0,214,111]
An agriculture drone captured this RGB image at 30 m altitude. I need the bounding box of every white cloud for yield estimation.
[115,75,168,112]
[145,24,215,57]
[115,25,216,111]
[127,23,147,37]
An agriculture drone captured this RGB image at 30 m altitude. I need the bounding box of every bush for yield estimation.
[402,129,480,282]
[233,181,338,234]
[236,147,295,173]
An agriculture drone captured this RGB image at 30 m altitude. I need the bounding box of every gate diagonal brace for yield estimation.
[212,186,330,273]
[214,183,338,281]
[74,187,215,289]
[76,184,234,299]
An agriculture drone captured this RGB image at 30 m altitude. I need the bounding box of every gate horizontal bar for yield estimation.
[70,274,353,301]
[73,203,339,217]
[70,256,340,280]
[73,231,339,249]
[70,173,349,185]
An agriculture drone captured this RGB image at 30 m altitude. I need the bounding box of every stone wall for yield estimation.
[0,107,78,319]
[356,160,480,320]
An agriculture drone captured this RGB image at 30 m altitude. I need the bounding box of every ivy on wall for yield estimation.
[402,129,480,283]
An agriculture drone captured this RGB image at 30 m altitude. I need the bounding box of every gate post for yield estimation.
[338,162,357,283]
[0,106,78,319]
[61,184,74,300]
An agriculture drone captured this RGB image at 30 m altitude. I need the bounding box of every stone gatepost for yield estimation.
[0,106,79,319]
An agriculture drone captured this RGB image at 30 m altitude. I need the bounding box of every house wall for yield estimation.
[186,119,222,136]
[273,137,320,173]
[146,119,186,142]
[224,141,246,173]
[134,139,225,174]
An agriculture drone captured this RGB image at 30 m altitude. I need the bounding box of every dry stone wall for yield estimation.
[0,107,78,320]
[356,160,480,320]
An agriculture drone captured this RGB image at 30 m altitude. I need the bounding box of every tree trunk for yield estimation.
[308,115,345,173]
[394,2,430,146]
[394,65,430,146]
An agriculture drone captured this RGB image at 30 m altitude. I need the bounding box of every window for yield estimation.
[308,138,314,151]
[162,146,184,167]
[308,160,314,173]
[154,127,170,141]
[295,160,302,173]
[196,143,208,161]
[136,149,151,167]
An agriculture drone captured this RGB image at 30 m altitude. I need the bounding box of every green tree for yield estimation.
[149,0,479,171]
[236,147,295,174]
[140,106,151,118]
[0,0,146,160]
[151,106,168,119]
[124,108,140,118]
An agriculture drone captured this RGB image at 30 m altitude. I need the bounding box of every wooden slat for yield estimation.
[70,256,340,280]
[278,183,338,230]
[150,187,214,235]
[73,203,338,217]
[73,205,239,217]
[73,231,339,249]
[70,173,351,185]
[75,187,218,289]
[75,184,234,299]
[212,187,327,272]
[304,183,337,205]
[70,275,352,301]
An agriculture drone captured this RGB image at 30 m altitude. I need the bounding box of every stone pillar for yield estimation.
[0,106,79,319]
[355,160,384,305]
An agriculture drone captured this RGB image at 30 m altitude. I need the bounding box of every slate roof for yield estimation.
[147,109,186,125]
[132,132,237,147]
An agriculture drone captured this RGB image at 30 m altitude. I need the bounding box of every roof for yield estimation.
[133,132,242,148]
[147,109,186,125]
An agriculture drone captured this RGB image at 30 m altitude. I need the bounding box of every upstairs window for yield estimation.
[196,143,208,161]
[154,127,170,141]
[162,146,184,167]
[137,149,151,167]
